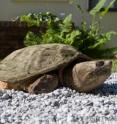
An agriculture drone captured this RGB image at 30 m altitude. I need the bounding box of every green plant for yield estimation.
[24,32,43,46]
[20,0,117,59]
[72,21,117,58]
[20,12,60,27]
[23,13,76,46]
[90,0,116,17]
[70,0,117,58]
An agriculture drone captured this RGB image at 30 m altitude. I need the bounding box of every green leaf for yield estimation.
[42,28,63,44]
[90,0,107,16]
[65,30,80,45]
[59,14,73,35]
[88,31,117,49]
[24,32,42,46]
[100,0,116,16]
[63,14,73,26]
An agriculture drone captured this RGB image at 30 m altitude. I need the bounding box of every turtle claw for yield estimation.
[28,74,58,94]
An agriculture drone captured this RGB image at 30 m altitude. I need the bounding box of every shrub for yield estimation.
[19,0,117,59]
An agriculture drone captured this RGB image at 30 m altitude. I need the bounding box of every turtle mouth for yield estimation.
[94,68,111,76]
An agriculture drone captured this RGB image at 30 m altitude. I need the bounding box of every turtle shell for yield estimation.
[0,44,90,84]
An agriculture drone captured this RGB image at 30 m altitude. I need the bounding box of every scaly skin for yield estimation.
[28,74,58,94]
[64,60,112,92]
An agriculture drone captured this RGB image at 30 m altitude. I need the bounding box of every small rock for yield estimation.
[2,94,11,99]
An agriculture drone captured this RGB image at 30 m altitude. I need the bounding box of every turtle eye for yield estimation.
[96,61,104,67]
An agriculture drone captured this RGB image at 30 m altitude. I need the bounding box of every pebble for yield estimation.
[2,94,11,99]
[0,73,117,124]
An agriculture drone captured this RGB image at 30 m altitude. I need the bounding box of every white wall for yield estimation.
[0,0,117,47]
[0,0,80,21]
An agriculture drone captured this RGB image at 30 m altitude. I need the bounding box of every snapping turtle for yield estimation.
[0,44,112,94]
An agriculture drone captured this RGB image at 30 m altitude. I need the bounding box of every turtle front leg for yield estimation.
[28,74,58,94]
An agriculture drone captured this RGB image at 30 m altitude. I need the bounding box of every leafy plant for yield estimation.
[70,0,117,58]
[20,0,117,59]
[24,32,43,46]
[73,21,117,58]
[89,0,107,16]
[59,14,73,34]
[90,0,116,17]
[20,12,60,27]
[23,13,76,46]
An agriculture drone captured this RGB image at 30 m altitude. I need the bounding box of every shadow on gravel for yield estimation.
[90,83,117,96]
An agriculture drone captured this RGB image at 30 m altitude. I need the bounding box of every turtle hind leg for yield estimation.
[28,74,59,94]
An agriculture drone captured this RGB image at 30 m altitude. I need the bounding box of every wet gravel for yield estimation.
[0,73,117,124]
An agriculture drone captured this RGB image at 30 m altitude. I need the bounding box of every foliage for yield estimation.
[23,13,78,46]
[90,0,116,17]
[89,0,107,16]
[75,21,117,58]
[24,32,43,46]
[71,0,117,58]
[112,59,117,72]
[20,12,60,27]
[20,0,117,59]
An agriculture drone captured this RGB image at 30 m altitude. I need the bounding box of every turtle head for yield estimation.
[72,60,112,92]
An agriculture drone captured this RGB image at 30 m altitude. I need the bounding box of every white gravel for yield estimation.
[0,73,117,124]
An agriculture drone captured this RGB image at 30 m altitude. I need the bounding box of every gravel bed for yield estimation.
[0,73,117,124]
